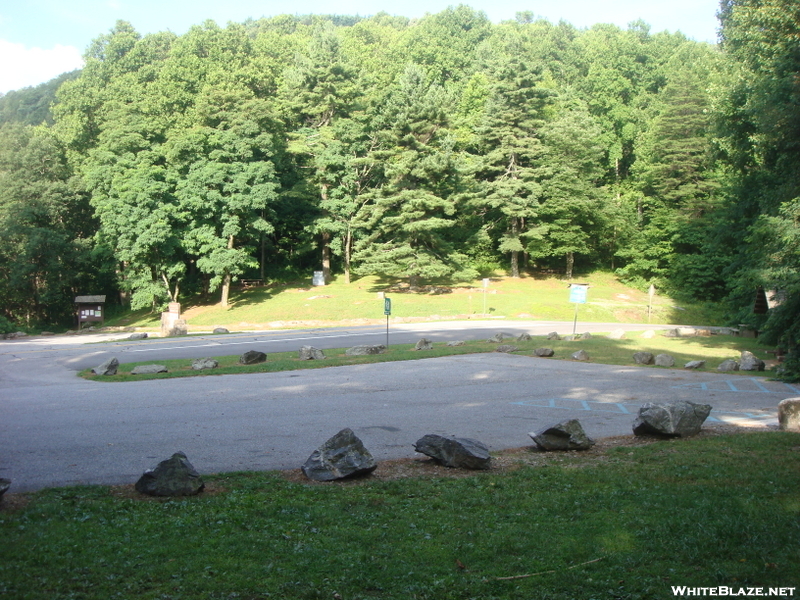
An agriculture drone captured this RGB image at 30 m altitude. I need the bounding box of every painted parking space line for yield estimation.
[671,378,800,394]
[510,398,777,426]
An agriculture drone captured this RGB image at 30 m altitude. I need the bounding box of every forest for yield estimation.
[0,0,798,379]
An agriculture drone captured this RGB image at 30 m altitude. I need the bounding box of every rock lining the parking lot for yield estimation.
[191,358,218,370]
[302,428,377,481]
[346,344,386,356]
[299,346,326,360]
[655,353,675,367]
[633,352,655,365]
[239,350,267,364]
[92,357,119,376]
[135,452,204,496]
[414,434,491,470]
[131,364,168,375]
[632,401,712,438]
[778,398,800,432]
[739,351,765,371]
[530,419,595,451]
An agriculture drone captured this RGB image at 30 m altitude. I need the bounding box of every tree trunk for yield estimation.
[565,251,574,280]
[220,234,234,307]
[322,231,331,284]
[344,227,352,284]
[510,217,520,278]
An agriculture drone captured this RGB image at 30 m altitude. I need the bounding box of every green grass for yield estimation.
[2,432,799,599]
[107,272,724,331]
[81,333,775,382]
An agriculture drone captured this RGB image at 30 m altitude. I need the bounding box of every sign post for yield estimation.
[384,297,392,347]
[568,284,589,335]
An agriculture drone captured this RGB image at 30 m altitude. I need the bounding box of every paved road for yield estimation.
[0,321,791,493]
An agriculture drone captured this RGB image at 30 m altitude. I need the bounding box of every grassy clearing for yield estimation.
[108,272,723,331]
[81,333,775,382]
[2,432,799,599]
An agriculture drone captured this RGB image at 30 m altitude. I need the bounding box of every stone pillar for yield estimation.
[160,303,187,337]
[778,398,800,432]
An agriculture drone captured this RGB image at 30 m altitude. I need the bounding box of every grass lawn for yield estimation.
[81,333,776,382]
[106,272,724,332]
[1,431,798,599]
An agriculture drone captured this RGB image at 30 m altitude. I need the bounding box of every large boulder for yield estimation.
[92,357,119,376]
[135,452,204,496]
[517,333,532,341]
[530,419,595,451]
[191,358,218,370]
[633,352,655,365]
[446,340,465,347]
[495,344,518,353]
[213,327,229,335]
[684,360,706,370]
[131,364,168,375]
[487,333,509,343]
[607,329,626,340]
[345,344,386,356]
[239,350,267,365]
[547,332,560,341]
[717,359,740,372]
[571,349,590,361]
[632,401,712,438]
[413,434,491,470]
[534,347,555,357]
[778,398,800,432]
[655,354,675,367]
[299,346,326,360]
[128,332,148,340]
[414,338,434,351]
[301,428,377,481]
[740,351,765,372]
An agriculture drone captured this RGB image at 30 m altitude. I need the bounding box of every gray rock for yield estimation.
[633,401,712,438]
[414,434,491,470]
[40,331,54,336]
[345,344,386,356]
[581,332,592,340]
[299,346,326,360]
[0,478,10,500]
[562,335,576,341]
[414,338,434,351]
[495,344,518,353]
[717,359,740,372]
[517,333,532,341]
[446,340,465,347]
[301,428,377,481]
[778,398,800,432]
[239,350,267,365]
[571,349,590,361]
[166,319,188,337]
[191,358,219,370]
[547,331,560,341]
[92,357,119,376]
[534,347,555,357]
[633,352,655,365]
[487,333,508,343]
[607,329,626,340]
[740,351,765,371]
[213,327,229,334]
[131,364,168,375]
[530,419,595,451]
[677,327,698,337]
[640,330,656,339]
[135,452,204,496]
[655,353,675,367]
[128,332,148,340]
[684,360,706,370]
[663,328,679,338]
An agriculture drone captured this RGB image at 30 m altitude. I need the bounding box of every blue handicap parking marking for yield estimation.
[511,397,777,425]
[670,378,800,395]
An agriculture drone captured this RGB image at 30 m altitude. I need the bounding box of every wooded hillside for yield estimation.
[0,2,797,378]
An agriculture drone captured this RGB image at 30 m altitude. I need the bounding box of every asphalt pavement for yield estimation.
[0,321,791,493]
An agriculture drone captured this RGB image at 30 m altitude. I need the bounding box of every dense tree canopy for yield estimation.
[0,2,796,381]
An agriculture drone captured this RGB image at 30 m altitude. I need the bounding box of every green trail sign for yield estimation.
[384,297,392,316]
